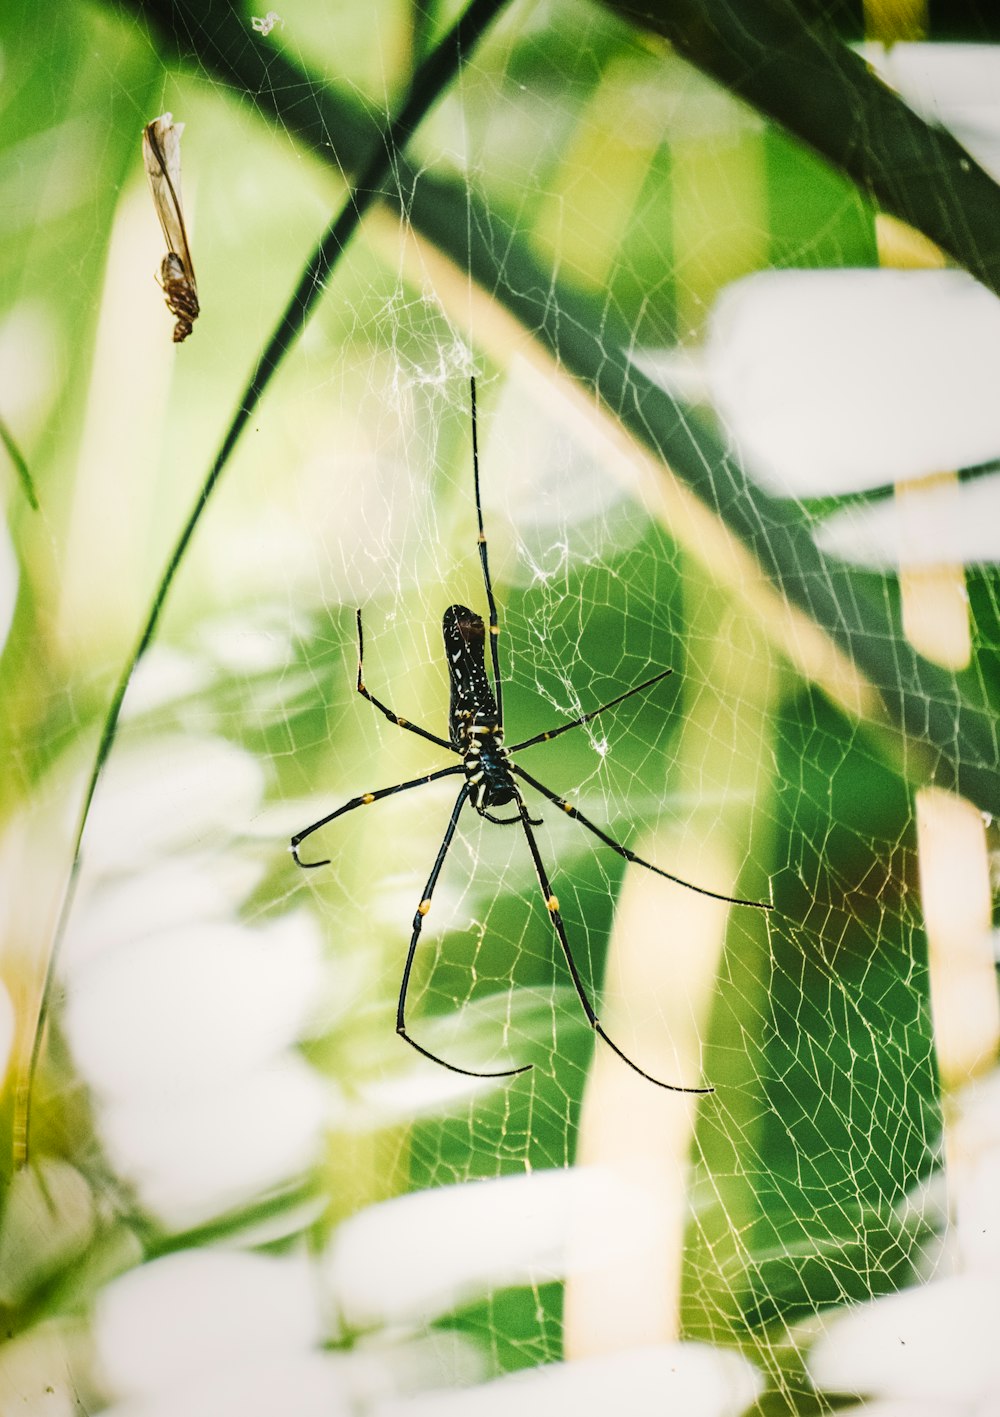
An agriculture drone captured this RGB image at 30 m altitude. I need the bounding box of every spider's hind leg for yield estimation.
[397,782,532,1081]
[513,793,715,1095]
[510,763,772,911]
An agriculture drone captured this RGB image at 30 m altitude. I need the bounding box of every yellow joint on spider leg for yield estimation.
[546,894,559,913]
[362,793,375,804]
[419,899,432,915]
[490,625,500,635]
[396,716,408,726]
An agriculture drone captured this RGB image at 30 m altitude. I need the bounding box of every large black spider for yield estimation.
[291,377,771,1088]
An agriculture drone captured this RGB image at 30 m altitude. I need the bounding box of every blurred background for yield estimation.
[1,0,999,1413]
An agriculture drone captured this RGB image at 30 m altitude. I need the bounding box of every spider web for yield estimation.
[1,0,998,1413]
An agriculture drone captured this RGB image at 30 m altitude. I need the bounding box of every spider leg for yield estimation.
[511,764,772,910]
[512,791,713,1094]
[470,376,505,727]
[356,607,454,752]
[398,783,532,1080]
[291,763,463,868]
[481,808,542,826]
[507,668,673,753]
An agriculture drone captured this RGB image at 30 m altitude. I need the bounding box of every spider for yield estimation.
[291,377,772,1090]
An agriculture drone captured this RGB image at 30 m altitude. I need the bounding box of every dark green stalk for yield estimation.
[1,414,38,511]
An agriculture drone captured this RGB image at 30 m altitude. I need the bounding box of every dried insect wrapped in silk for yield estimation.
[142,113,199,342]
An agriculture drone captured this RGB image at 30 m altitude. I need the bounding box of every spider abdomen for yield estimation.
[443,603,500,747]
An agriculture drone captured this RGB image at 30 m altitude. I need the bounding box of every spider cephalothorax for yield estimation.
[291,377,772,1087]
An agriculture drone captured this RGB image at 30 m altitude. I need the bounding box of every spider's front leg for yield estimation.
[291,763,463,868]
[355,607,453,752]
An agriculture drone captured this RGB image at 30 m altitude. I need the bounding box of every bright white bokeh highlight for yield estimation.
[369,1343,762,1417]
[120,644,213,717]
[94,1249,323,1399]
[809,1274,1000,1408]
[0,302,60,428]
[704,269,1000,496]
[64,912,324,1097]
[52,721,330,1225]
[327,1167,666,1330]
[80,733,265,874]
[634,265,1000,567]
[949,1070,1000,1274]
[861,43,1000,183]
[64,910,328,1226]
[96,1354,352,1417]
[809,1065,1000,1412]
[814,475,1000,568]
[65,850,265,969]
[634,269,1000,497]
[90,1247,490,1416]
[96,1053,327,1228]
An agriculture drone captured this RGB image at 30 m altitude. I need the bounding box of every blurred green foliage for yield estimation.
[1,0,996,1409]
